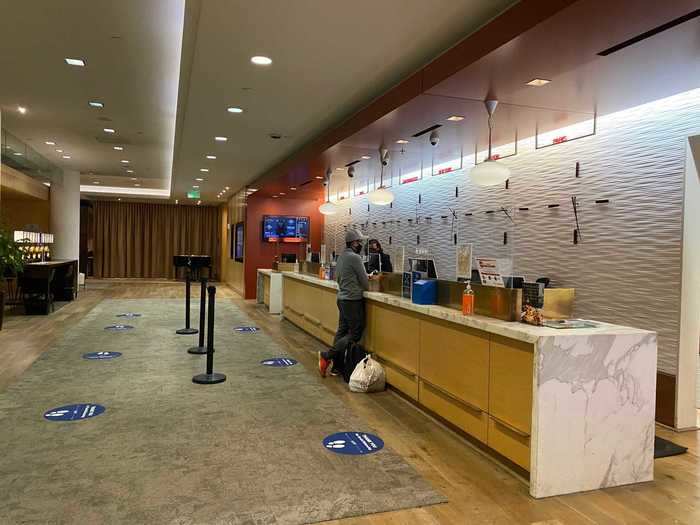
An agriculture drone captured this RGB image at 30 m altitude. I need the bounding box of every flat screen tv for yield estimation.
[234,222,244,262]
[262,215,309,243]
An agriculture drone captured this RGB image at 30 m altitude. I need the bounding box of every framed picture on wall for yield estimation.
[234,222,244,262]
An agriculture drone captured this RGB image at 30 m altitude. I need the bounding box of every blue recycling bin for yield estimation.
[412,279,437,305]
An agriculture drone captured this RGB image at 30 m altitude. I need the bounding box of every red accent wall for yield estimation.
[243,195,324,299]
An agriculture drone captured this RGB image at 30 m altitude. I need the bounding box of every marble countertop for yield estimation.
[281,271,654,344]
[257,269,274,276]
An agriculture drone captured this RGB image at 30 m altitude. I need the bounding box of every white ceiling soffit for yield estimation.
[173,0,517,203]
[0,0,185,198]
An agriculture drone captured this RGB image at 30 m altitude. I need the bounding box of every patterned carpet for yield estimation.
[0,298,445,524]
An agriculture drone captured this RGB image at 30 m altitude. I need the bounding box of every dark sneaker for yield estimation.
[318,351,332,377]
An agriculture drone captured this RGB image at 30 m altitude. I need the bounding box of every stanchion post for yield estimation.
[176,268,199,335]
[187,277,208,354]
[192,285,226,384]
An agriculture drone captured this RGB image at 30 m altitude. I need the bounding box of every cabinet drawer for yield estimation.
[420,319,489,411]
[419,380,488,443]
[487,416,531,471]
[489,335,533,435]
[377,356,419,400]
[372,303,420,375]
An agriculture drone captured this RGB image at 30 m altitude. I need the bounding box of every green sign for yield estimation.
[187,190,200,199]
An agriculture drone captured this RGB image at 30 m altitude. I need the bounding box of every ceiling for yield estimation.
[0,0,518,203]
[252,0,700,199]
[172,0,518,203]
[0,0,184,196]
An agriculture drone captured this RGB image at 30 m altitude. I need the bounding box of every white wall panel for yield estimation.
[325,89,700,376]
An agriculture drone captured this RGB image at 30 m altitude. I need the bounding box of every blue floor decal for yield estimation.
[44,404,106,422]
[323,432,384,455]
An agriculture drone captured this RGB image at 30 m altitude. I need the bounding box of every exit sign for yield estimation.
[187,190,200,199]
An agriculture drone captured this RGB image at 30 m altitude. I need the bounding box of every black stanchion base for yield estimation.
[176,328,199,335]
[187,346,207,355]
[192,372,226,384]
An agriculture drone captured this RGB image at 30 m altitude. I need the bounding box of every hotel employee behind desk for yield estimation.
[318,229,372,377]
[366,238,393,273]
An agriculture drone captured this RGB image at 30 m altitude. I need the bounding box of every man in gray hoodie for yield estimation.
[319,229,370,377]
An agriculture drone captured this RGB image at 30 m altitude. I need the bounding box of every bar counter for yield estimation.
[279,270,657,498]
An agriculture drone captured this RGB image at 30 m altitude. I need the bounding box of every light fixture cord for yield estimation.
[487,113,493,161]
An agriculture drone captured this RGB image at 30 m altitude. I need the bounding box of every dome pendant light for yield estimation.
[319,168,338,215]
[368,145,395,206]
[469,99,511,187]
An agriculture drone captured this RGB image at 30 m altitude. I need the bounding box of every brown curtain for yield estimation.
[93,201,221,279]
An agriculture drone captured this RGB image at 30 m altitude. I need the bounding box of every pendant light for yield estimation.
[319,167,338,215]
[469,99,511,187]
[368,145,395,206]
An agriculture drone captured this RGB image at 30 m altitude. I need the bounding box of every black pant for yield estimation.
[324,299,365,361]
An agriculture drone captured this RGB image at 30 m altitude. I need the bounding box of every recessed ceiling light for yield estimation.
[361,155,371,160]
[396,139,409,144]
[290,187,297,191]
[120,159,129,164]
[103,128,115,134]
[93,181,100,184]
[175,199,179,204]
[227,107,243,113]
[248,188,258,192]
[113,146,123,151]
[336,167,344,171]
[225,186,230,190]
[118,198,121,201]
[13,152,23,156]
[65,58,86,67]
[199,168,209,172]
[56,149,63,153]
[272,195,279,198]
[45,141,56,146]
[315,176,323,179]
[195,178,204,182]
[526,78,551,87]
[193,185,200,189]
[17,106,27,114]
[215,136,228,142]
[126,169,134,173]
[447,115,465,121]
[134,183,141,187]
[43,182,51,187]
[88,101,104,108]
[62,155,71,159]
[251,56,272,65]
[206,155,216,160]
[197,200,201,205]
[130,177,137,181]
[279,192,286,195]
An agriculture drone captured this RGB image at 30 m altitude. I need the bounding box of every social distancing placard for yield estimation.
[323,432,384,455]
[44,404,105,422]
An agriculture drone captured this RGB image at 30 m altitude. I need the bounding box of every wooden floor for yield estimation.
[2,280,699,524]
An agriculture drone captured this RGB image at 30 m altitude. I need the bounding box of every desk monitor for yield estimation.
[408,258,438,279]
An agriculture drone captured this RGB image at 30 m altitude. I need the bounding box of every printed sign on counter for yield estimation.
[475,257,505,287]
[43,403,105,422]
[323,432,384,455]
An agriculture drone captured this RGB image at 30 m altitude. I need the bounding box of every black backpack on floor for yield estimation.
[342,342,368,383]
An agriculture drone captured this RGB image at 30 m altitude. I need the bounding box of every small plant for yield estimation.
[0,227,24,279]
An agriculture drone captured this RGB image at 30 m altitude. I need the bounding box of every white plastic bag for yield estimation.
[349,355,386,393]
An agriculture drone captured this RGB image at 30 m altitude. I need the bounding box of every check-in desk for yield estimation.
[256,269,283,314]
[280,271,657,498]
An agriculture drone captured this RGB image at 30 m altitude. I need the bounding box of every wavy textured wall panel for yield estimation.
[325,89,700,375]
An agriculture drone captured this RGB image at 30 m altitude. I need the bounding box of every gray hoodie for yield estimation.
[335,247,369,300]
